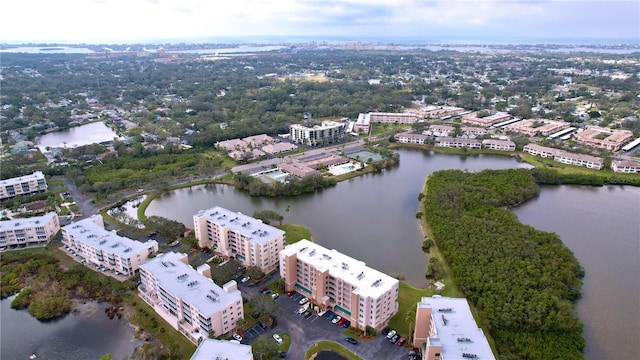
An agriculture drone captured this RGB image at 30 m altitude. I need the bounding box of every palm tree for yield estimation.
[404,307,416,346]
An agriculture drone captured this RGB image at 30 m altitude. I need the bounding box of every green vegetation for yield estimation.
[234,172,337,197]
[253,209,284,225]
[423,169,585,360]
[304,340,364,360]
[388,282,433,337]
[276,223,312,244]
[522,155,640,186]
[127,295,196,360]
[1,249,135,320]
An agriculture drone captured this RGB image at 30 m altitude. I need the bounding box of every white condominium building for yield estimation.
[414,296,495,360]
[138,252,244,344]
[289,121,348,146]
[280,239,399,331]
[0,212,60,250]
[62,215,158,276]
[193,206,286,273]
[190,339,253,360]
[0,171,48,200]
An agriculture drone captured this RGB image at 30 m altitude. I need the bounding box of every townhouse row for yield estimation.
[394,132,516,151]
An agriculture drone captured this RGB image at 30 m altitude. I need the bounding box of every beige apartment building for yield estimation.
[280,239,399,331]
[414,296,495,360]
[138,252,244,344]
[574,126,634,151]
[62,215,158,276]
[461,111,510,127]
[482,139,516,151]
[190,339,253,360]
[523,144,603,169]
[435,137,482,149]
[193,206,285,273]
[0,171,48,200]
[394,132,431,145]
[0,212,60,250]
[354,112,419,134]
[612,157,640,173]
[505,119,570,136]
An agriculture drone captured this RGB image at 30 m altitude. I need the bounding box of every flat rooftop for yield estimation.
[419,296,495,360]
[282,239,398,298]
[190,339,253,360]
[0,212,56,231]
[194,206,284,245]
[63,217,155,257]
[140,252,241,316]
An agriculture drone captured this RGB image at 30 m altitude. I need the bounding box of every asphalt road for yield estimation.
[239,288,409,360]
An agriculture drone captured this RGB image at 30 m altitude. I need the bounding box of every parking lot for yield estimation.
[246,289,409,360]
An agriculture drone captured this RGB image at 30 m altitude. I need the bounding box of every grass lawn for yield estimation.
[277,332,292,352]
[387,282,433,337]
[126,295,196,360]
[277,223,312,244]
[304,340,364,360]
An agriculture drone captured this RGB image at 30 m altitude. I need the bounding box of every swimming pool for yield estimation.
[264,169,289,182]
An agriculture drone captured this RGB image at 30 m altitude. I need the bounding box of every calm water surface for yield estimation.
[147,149,532,287]
[36,121,120,152]
[146,148,639,360]
[0,296,141,360]
[513,185,640,360]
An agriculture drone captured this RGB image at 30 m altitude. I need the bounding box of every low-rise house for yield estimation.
[461,111,510,127]
[611,157,640,173]
[435,137,481,149]
[0,212,60,250]
[482,139,516,151]
[574,126,634,151]
[428,125,456,137]
[523,144,603,169]
[461,127,488,137]
[394,132,430,145]
[277,161,321,178]
[505,119,570,136]
[262,142,298,155]
[243,134,275,147]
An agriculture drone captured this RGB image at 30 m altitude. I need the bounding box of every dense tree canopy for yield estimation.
[423,169,585,360]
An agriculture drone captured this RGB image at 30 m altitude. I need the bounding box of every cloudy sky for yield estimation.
[1,0,638,44]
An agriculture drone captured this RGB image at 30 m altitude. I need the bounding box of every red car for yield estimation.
[338,318,347,326]
[286,291,295,297]
[259,286,268,293]
[397,337,406,346]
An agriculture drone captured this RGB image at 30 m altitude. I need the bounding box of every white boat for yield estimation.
[29,354,37,359]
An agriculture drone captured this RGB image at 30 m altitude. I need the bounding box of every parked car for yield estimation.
[264,289,272,295]
[381,326,390,336]
[278,351,287,358]
[232,333,242,341]
[390,334,400,344]
[273,334,283,344]
[341,320,351,328]
[258,321,268,329]
[332,315,341,324]
[271,292,280,299]
[386,329,397,339]
[259,286,268,293]
[345,337,359,345]
[338,318,347,326]
[304,310,313,318]
[397,337,406,346]
[286,290,295,297]
[297,307,307,314]
[251,311,261,318]
[327,313,336,321]
[241,277,250,283]
[299,297,309,305]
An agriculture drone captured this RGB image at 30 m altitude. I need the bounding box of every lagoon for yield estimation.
[36,121,120,152]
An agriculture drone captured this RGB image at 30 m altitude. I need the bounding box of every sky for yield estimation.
[1,0,638,44]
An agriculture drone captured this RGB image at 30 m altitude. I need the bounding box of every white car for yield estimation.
[332,315,341,324]
[271,292,280,299]
[273,334,283,344]
[297,306,307,314]
[232,333,242,341]
[386,329,397,339]
[299,297,309,305]
[241,277,250,283]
